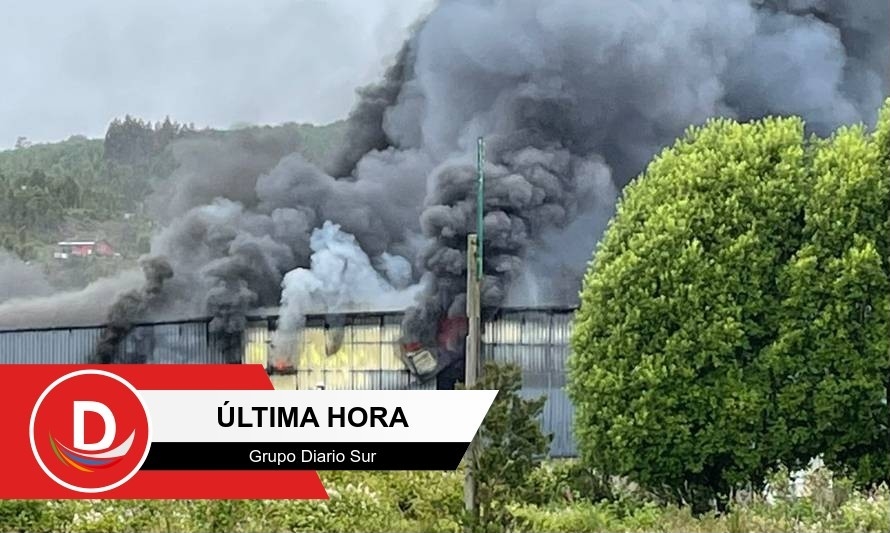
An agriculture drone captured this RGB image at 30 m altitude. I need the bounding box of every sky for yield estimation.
[0,0,433,149]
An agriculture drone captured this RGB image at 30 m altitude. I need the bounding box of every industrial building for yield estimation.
[0,306,578,457]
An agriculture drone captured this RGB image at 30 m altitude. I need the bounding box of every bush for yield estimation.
[508,502,618,532]
[459,361,552,532]
[568,104,890,509]
[0,466,886,532]
[524,459,614,505]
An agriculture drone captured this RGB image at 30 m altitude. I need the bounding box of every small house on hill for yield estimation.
[54,239,115,259]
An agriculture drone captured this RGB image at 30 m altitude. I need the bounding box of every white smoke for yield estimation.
[276,220,424,337]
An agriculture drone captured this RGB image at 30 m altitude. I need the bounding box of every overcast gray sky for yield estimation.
[0,0,432,149]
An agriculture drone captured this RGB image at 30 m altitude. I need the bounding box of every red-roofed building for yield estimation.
[54,239,115,259]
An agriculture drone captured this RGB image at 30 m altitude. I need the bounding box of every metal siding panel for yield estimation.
[147,324,171,363]
[270,374,296,390]
[319,369,355,390]
[521,312,551,344]
[324,340,353,370]
[349,334,383,371]
[545,389,577,457]
[244,322,270,367]
[0,309,580,456]
[380,341,405,371]
[150,323,199,364]
[296,327,326,369]
[11,331,27,363]
[346,370,380,390]
[378,370,409,390]
[550,344,570,376]
[381,315,403,343]
[327,370,351,389]
[380,320,406,371]
[194,322,225,363]
[412,378,437,390]
[296,369,324,390]
[524,345,553,374]
[486,344,517,366]
[349,318,380,343]
[481,309,578,458]
[0,328,101,364]
[207,323,227,362]
[550,312,574,345]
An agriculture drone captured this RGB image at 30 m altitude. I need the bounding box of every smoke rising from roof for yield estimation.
[0,1,886,366]
[272,221,423,367]
[94,257,173,363]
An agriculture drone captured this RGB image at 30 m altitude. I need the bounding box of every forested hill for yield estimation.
[0,116,346,288]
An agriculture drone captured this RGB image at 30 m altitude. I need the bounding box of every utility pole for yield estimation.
[475,136,484,283]
[463,137,484,530]
[463,233,480,527]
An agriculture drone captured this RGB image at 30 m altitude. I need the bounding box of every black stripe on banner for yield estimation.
[140,442,471,471]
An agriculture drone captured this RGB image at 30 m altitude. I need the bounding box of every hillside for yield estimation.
[0,117,347,289]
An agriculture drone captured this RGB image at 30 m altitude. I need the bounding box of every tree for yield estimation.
[764,120,890,486]
[28,169,48,189]
[568,104,890,511]
[460,362,551,532]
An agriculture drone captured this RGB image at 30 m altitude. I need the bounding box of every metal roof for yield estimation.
[0,305,578,334]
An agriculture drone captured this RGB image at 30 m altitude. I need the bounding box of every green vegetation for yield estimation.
[0,465,886,532]
[0,116,346,286]
[568,103,890,510]
[2,93,888,533]
[460,362,552,531]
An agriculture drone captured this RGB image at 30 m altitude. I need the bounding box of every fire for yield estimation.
[272,357,292,372]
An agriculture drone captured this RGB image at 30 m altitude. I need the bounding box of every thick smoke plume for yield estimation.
[94,257,174,363]
[272,221,422,367]
[0,0,885,370]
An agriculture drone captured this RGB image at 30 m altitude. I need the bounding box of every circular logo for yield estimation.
[29,370,152,493]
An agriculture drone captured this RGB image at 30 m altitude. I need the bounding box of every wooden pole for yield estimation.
[463,233,481,528]
[464,137,485,530]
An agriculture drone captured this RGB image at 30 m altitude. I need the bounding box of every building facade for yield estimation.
[0,306,579,457]
[54,240,115,259]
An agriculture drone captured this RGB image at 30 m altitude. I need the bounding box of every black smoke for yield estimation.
[94,257,173,362]
[0,0,885,369]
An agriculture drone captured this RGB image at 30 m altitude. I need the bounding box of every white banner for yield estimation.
[140,390,497,443]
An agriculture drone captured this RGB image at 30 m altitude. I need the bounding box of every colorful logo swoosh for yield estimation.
[49,430,135,473]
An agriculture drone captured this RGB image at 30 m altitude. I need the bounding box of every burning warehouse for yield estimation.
[0,0,884,459]
[0,305,579,457]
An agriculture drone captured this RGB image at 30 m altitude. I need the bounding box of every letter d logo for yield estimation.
[30,370,152,493]
[73,401,116,451]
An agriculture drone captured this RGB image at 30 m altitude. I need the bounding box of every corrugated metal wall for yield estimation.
[0,326,102,364]
[482,308,577,458]
[243,314,435,391]
[0,308,577,455]
[0,320,234,365]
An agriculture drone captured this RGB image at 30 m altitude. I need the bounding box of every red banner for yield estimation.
[0,364,328,500]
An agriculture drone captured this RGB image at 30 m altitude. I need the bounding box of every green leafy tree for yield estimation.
[568,104,890,512]
[764,120,890,486]
[460,361,552,532]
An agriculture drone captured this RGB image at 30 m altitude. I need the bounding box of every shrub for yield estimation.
[459,361,552,532]
[0,467,886,532]
[568,103,890,510]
